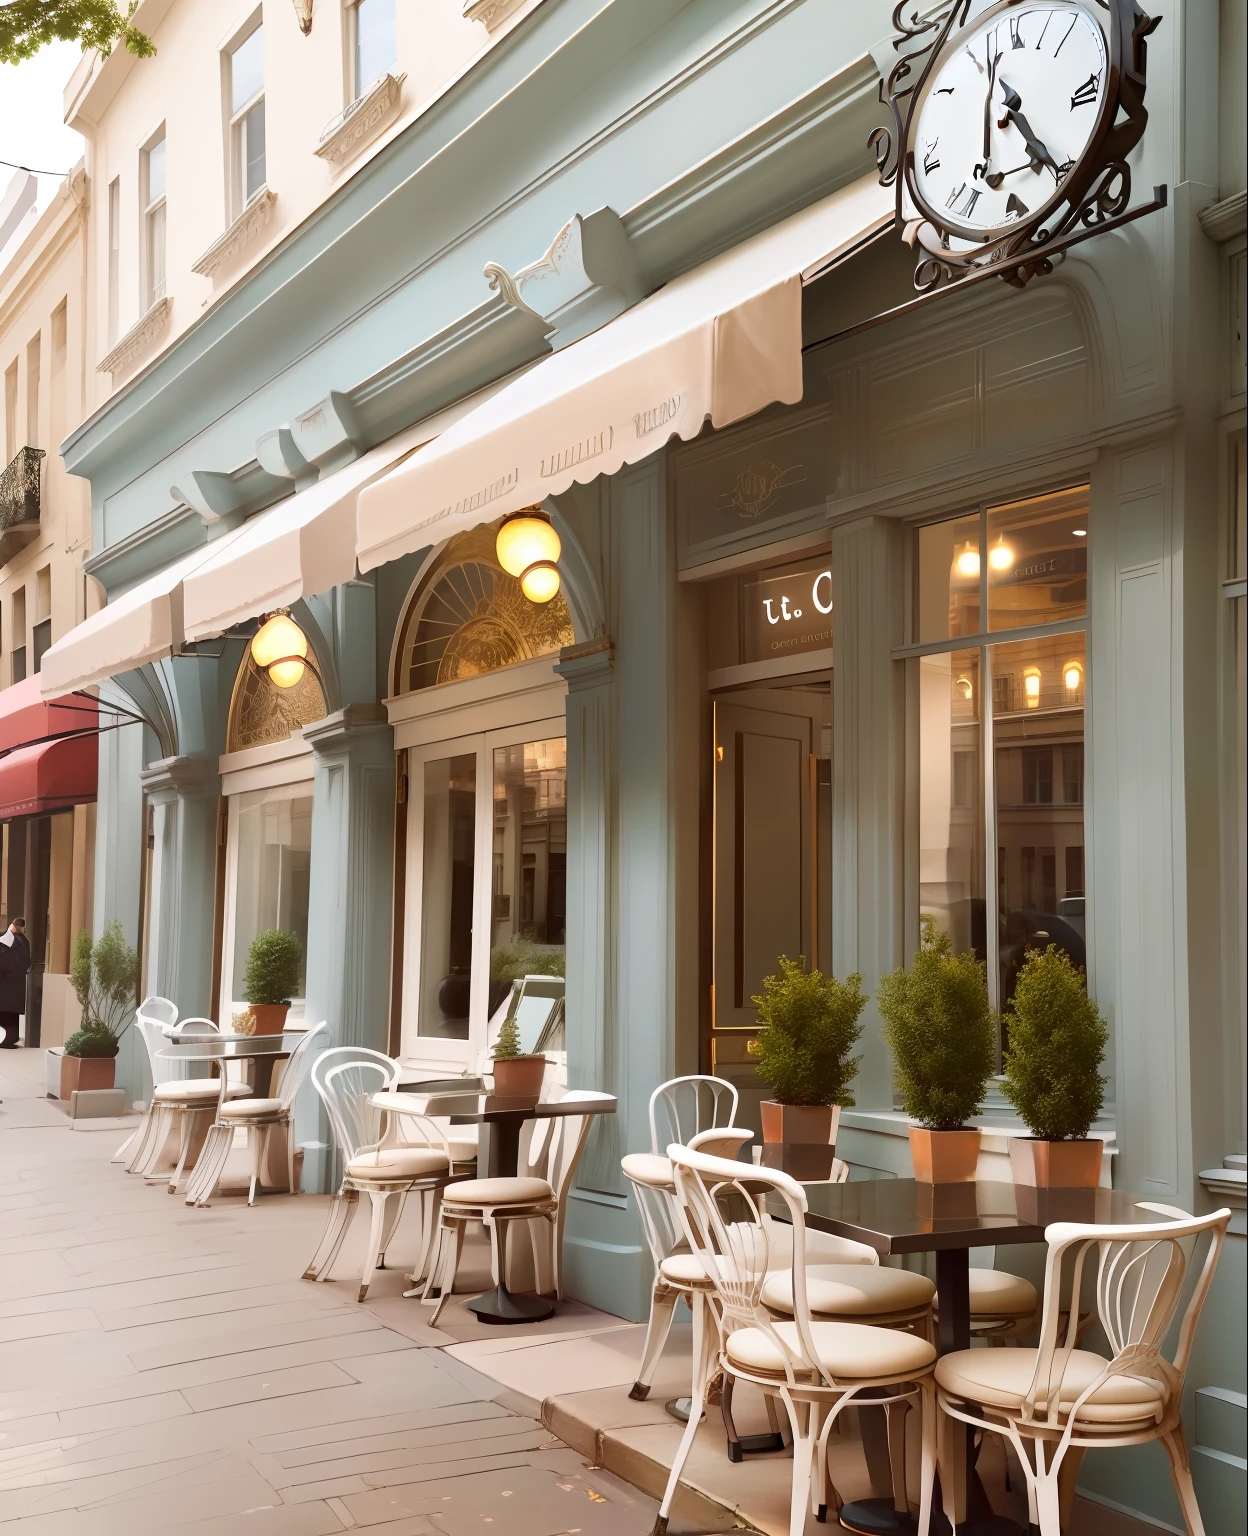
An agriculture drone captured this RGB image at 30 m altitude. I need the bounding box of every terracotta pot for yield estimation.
[1009,1136,1103,1189]
[248,1003,290,1035]
[491,1055,546,1097]
[60,1054,117,1099]
[760,1102,840,1146]
[908,1126,981,1183]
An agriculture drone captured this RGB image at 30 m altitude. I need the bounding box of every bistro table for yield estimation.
[390,1083,617,1323]
[158,1036,296,1189]
[766,1169,1142,1536]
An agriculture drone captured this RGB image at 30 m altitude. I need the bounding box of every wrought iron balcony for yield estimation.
[0,445,44,566]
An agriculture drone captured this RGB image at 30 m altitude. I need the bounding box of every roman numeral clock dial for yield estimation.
[911,1,1107,241]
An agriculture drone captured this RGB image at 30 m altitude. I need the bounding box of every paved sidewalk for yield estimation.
[0,1048,723,1536]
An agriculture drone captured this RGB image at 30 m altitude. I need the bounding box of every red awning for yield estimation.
[0,675,98,756]
[0,736,98,819]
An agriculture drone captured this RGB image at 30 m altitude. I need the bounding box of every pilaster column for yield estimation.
[831,515,907,1108]
[139,754,220,1024]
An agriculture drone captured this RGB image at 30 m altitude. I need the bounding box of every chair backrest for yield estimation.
[1026,1203,1231,1426]
[169,1017,220,1039]
[650,1074,738,1155]
[274,1022,328,1112]
[135,1014,192,1085]
[670,1143,829,1388]
[312,1046,399,1161]
[138,996,178,1029]
[521,1091,598,1203]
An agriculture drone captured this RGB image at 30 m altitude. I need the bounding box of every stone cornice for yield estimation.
[140,754,218,801]
[192,189,277,281]
[1199,191,1247,244]
[464,0,525,31]
[316,74,406,170]
[97,297,170,380]
[302,703,392,757]
[555,635,614,690]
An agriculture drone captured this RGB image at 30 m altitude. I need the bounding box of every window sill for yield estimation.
[97,297,171,380]
[192,188,277,282]
[315,74,406,171]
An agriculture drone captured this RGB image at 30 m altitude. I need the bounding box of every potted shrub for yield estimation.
[244,929,303,1033]
[62,922,139,1099]
[749,957,864,1144]
[1002,945,1108,1188]
[878,930,994,1182]
[491,1005,546,1097]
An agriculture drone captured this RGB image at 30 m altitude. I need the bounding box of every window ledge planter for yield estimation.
[248,1003,290,1035]
[1008,1136,1104,1189]
[908,1126,982,1184]
[760,1102,840,1146]
[60,1054,117,1099]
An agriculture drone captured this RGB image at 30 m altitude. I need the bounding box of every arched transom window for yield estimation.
[395,520,574,695]
[227,649,327,753]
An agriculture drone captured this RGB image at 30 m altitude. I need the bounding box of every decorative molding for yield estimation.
[315,73,406,170]
[302,703,391,757]
[140,754,217,802]
[555,636,614,690]
[291,0,314,34]
[191,188,277,281]
[97,297,170,378]
[463,0,524,31]
[1199,1158,1247,1209]
[1199,191,1247,244]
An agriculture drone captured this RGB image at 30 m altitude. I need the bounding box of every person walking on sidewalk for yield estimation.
[0,917,31,1048]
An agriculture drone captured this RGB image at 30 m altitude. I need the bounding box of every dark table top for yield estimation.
[767,1176,1144,1256]
[157,1037,293,1061]
[395,1087,617,1125]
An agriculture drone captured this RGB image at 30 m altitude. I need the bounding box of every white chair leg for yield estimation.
[165,1107,202,1193]
[653,1292,715,1536]
[113,1116,144,1163]
[411,1187,441,1285]
[1161,1428,1206,1536]
[377,1190,406,1269]
[129,1103,173,1174]
[427,1218,466,1325]
[886,1399,909,1513]
[247,1125,271,1206]
[285,1116,297,1195]
[359,1191,390,1302]
[187,1124,233,1207]
[917,1380,936,1536]
[787,1398,817,1536]
[314,1189,360,1281]
[630,1284,680,1400]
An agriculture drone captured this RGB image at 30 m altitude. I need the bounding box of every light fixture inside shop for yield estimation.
[988,536,1014,571]
[1064,661,1084,692]
[251,610,310,689]
[956,674,974,702]
[955,542,980,578]
[1072,528,1087,537]
[1024,666,1042,705]
[496,508,562,604]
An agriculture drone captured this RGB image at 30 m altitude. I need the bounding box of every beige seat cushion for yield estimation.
[219,1096,284,1118]
[935,1347,1165,1425]
[726,1319,936,1382]
[777,1223,879,1268]
[447,1139,479,1165]
[659,1252,720,1287]
[965,1269,1039,1318]
[153,1080,251,1103]
[346,1147,451,1179]
[442,1176,552,1207]
[762,1265,935,1318]
[621,1153,674,1190]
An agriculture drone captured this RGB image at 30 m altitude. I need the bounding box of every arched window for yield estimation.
[394,520,574,695]
[226,649,327,753]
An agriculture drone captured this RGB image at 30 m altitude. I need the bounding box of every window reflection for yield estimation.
[992,633,1086,1017]
[418,754,476,1040]
[987,486,1088,631]
[918,650,985,959]
[490,739,566,1016]
[916,512,981,643]
[231,791,312,1005]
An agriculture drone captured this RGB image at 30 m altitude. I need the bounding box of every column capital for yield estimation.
[140,755,218,802]
[555,635,614,690]
[302,704,392,759]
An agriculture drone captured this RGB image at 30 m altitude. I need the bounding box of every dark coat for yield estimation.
[0,933,30,1015]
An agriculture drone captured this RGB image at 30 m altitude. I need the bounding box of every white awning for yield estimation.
[355,173,893,571]
[39,532,248,700]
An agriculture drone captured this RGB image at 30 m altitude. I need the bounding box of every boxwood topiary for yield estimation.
[749,957,864,1107]
[1001,945,1107,1140]
[244,929,303,1006]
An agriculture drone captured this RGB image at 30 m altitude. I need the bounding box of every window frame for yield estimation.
[225,17,266,220]
[140,128,167,311]
[107,178,121,345]
[349,0,398,103]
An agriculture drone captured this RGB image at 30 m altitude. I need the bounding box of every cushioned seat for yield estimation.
[153,1079,251,1102]
[219,1095,284,1117]
[762,1264,935,1318]
[441,1175,552,1206]
[446,1138,478,1165]
[620,1152,674,1189]
[726,1319,936,1381]
[965,1269,1039,1317]
[777,1223,879,1267]
[935,1347,1165,1425]
[659,1252,720,1287]
[346,1146,451,1179]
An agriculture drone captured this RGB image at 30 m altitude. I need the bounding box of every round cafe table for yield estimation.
[389,1083,617,1323]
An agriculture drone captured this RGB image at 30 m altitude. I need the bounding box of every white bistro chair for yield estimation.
[935,1202,1231,1534]
[654,1146,937,1536]
[184,1023,327,1207]
[302,1047,460,1300]
[424,1091,597,1324]
[113,996,178,1166]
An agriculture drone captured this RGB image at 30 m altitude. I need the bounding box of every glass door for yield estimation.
[402,718,567,1067]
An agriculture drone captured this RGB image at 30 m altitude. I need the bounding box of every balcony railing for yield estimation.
[0,445,44,565]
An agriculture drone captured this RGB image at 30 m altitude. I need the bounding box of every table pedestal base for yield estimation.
[465,1284,555,1324]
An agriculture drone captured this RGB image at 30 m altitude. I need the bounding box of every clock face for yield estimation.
[911,2,1108,238]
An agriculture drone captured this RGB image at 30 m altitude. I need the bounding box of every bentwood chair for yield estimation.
[935,1202,1231,1534]
[423,1091,597,1324]
[654,1146,937,1536]
[113,996,178,1165]
[185,1023,327,1207]
[302,1048,461,1300]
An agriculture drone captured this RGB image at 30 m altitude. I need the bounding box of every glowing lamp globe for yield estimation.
[251,612,308,689]
[1064,663,1083,692]
[955,544,980,578]
[496,511,560,579]
[1024,668,1041,702]
[519,561,562,604]
[988,538,1014,571]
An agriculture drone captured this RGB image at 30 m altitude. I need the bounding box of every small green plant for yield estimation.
[67,921,140,1057]
[749,957,864,1107]
[244,929,303,1006]
[489,936,566,982]
[877,929,994,1131]
[492,1008,525,1061]
[1002,946,1108,1140]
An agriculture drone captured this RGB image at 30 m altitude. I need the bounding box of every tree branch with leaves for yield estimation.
[1,2,153,66]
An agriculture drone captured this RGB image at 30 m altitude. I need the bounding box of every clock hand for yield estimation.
[982,37,1003,161]
[985,162,1034,188]
[997,82,1062,177]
